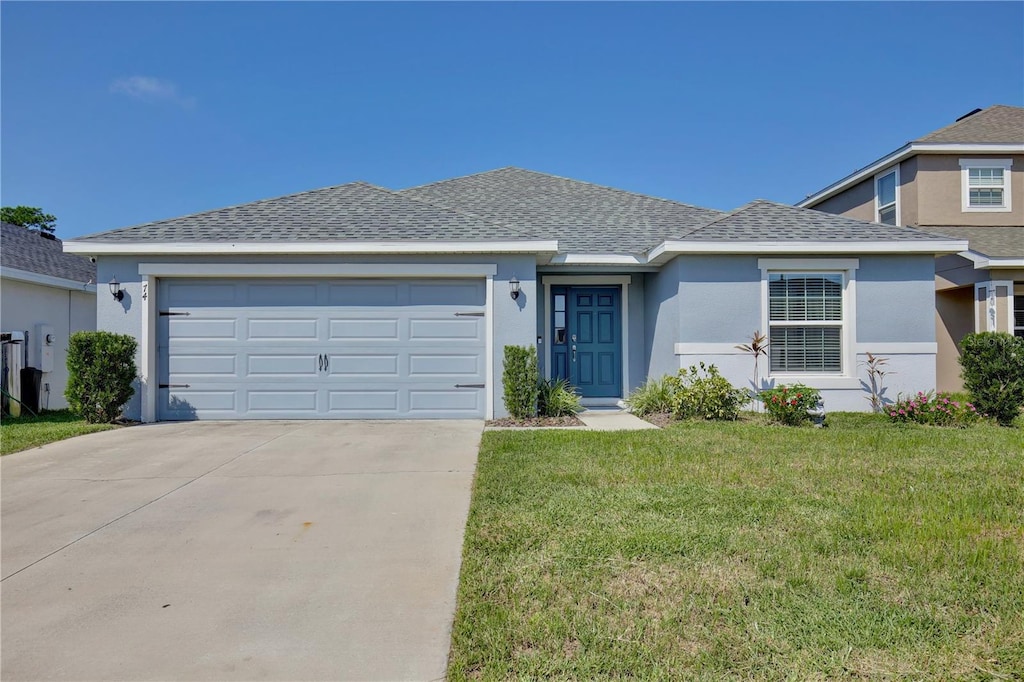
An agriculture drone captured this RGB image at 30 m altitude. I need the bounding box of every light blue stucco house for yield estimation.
[64,168,967,421]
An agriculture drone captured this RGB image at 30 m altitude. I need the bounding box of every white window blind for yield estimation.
[768,273,844,373]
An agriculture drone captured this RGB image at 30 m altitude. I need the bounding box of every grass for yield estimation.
[449,413,1024,680]
[1,409,114,455]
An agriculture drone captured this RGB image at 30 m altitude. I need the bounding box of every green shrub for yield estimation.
[888,390,979,428]
[537,378,582,417]
[65,331,138,424]
[502,345,539,420]
[667,363,745,421]
[625,375,676,416]
[959,332,1024,426]
[759,384,821,426]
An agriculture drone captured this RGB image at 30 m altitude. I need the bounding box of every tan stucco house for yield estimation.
[798,105,1024,392]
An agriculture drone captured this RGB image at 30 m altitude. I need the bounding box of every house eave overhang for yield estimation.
[645,239,969,265]
[63,239,561,257]
[1,266,97,292]
[797,143,1024,208]
[959,250,1024,269]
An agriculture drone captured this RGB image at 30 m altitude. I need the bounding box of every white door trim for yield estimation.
[541,275,631,397]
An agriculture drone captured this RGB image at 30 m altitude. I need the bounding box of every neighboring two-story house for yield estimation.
[798,105,1024,392]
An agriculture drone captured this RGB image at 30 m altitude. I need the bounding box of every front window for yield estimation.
[960,159,1012,212]
[768,273,844,373]
[875,169,897,225]
[1015,290,1024,339]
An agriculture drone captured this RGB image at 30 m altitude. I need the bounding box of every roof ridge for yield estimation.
[406,166,725,215]
[358,181,543,240]
[669,201,762,239]
[73,182,369,239]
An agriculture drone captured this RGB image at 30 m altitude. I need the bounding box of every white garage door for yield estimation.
[157,278,487,420]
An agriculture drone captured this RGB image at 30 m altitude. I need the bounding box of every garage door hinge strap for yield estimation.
[159,311,191,316]
[454,384,485,388]
[159,384,191,389]
[454,312,484,317]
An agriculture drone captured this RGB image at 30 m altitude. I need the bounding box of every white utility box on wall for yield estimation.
[34,324,55,372]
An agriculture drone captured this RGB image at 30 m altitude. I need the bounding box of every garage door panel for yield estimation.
[168,318,238,340]
[329,354,400,377]
[408,353,481,377]
[328,318,400,341]
[247,354,319,377]
[247,318,319,341]
[409,281,484,306]
[158,278,486,420]
[409,318,481,340]
[247,390,318,412]
[327,390,400,413]
[327,283,401,306]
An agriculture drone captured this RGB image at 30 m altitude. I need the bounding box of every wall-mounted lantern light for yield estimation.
[509,275,521,300]
[109,277,124,301]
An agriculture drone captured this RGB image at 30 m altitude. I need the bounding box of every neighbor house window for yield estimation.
[1015,291,1024,339]
[875,168,898,225]
[960,159,1012,212]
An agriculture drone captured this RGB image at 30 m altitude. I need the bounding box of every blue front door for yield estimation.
[556,287,622,398]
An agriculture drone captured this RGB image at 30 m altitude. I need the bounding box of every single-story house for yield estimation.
[1,221,97,411]
[64,168,967,421]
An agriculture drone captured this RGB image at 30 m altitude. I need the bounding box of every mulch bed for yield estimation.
[486,415,585,428]
[640,412,674,428]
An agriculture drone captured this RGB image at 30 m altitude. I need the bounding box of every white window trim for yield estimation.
[758,258,859,380]
[874,166,900,226]
[960,158,1013,213]
[541,275,631,397]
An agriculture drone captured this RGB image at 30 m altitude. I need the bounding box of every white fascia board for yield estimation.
[1,267,97,292]
[959,249,1024,269]
[797,143,1024,208]
[648,239,968,262]
[64,240,560,256]
[547,253,644,265]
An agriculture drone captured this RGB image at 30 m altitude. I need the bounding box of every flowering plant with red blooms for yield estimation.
[758,384,821,426]
[888,391,980,428]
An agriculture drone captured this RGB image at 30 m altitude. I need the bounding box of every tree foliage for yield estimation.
[1,206,57,234]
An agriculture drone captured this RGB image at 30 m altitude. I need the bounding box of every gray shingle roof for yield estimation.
[916,225,1024,259]
[678,201,958,242]
[73,182,539,243]
[1,222,96,283]
[401,167,724,254]
[916,105,1024,144]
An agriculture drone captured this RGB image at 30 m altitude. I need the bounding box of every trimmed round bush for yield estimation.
[959,332,1024,426]
[65,331,138,424]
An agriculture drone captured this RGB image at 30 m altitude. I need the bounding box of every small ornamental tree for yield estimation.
[502,345,539,420]
[959,332,1024,426]
[66,331,138,423]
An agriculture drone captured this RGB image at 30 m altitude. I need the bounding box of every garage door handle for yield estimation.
[323,354,329,372]
[455,312,484,317]
[318,354,323,372]
[455,384,485,388]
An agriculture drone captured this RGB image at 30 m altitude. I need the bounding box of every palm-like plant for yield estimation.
[735,330,768,395]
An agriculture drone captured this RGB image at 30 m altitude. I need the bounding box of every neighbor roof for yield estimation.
[72,182,539,243]
[402,167,724,254]
[799,104,1024,208]
[916,225,1024,259]
[915,105,1024,145]
[1,222,96,284]
[677,201,956,242]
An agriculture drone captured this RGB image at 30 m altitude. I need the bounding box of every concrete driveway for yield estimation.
[1,420,482,681]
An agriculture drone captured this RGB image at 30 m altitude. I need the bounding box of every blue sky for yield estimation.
[2,2,1022,239]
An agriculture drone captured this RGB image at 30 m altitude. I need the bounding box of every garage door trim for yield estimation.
[137,263,497,422]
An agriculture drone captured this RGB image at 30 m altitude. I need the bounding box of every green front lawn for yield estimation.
[1,409,114,455]
[450,414,1024,680]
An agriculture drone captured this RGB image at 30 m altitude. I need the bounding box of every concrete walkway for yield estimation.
[577,408,659,431]
[1,420,482,682]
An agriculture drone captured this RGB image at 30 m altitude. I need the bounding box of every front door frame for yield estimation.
[542,275,630,402]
